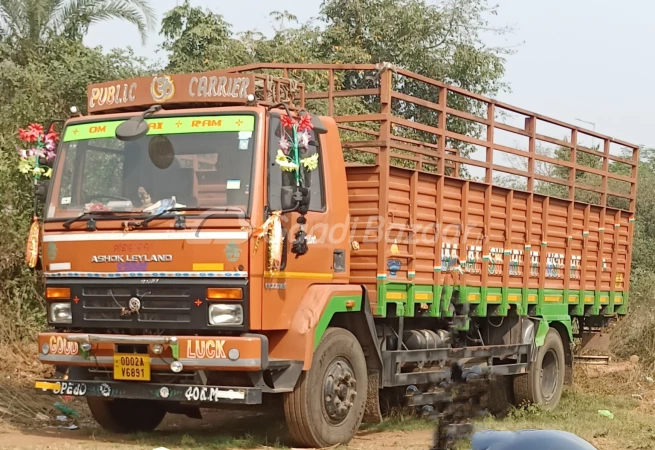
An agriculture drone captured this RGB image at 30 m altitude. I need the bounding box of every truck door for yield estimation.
[262,113,335,329]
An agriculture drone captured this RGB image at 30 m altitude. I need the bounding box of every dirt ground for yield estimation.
[0,428,435,450]
[0,362,651,450]
[0,411,435,450]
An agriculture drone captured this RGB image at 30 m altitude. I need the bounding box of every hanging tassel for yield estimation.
[253,211,284,273]
[25,216,40,268]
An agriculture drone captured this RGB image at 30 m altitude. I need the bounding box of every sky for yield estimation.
[83,0,655,149]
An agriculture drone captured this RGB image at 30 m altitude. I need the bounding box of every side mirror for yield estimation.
[116,105,162,142]
[280,172,311,212]
[116,116,149,141]
[281,186,296,211]
[311,116,328,134]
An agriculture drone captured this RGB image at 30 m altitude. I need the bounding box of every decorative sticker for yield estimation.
[61,197,71,205]
[63,115,256,142]
[99,383,112,397]
[226,180,241,190]
[225,242,241,262]
[48,242,58,260]
[387,259,401,277]
[117,262,148,272]
[238,131,252,139]
[192,263,225,271]
[186,339,227,359]
[238,139,249,150]
[51,381,87,396]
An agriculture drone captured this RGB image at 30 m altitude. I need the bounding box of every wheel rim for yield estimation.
[540,348,559,401]
[322,357,358,425]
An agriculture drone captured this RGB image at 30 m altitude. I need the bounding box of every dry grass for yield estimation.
[0,381,60,427]
[612,271,655,371]
[0,364,654,449]
[0,333,654,449]
[0,335,71,430]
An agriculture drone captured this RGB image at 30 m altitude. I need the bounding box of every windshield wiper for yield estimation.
[125,206,248,230]
[125,207,197,229]
[63,211,116,230]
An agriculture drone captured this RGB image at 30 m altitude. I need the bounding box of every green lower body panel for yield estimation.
[374,282,625,320]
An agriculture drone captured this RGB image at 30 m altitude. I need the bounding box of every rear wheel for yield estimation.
[87,397,167,433]
[283,327,368,448]
[485,376,514,418]
[513,328,565,409]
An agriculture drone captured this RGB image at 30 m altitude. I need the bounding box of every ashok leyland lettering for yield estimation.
[34,65,638,448]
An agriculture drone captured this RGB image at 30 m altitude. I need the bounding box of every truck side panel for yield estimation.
[346,165,631,318]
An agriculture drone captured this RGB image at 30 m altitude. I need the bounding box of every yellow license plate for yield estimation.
[113,354,151,381]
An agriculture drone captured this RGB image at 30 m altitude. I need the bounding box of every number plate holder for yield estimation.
[113,353,151,381]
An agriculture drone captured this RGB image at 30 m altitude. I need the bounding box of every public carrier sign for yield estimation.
[87,71,256,113]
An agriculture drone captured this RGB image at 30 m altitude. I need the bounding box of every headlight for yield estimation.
[49,302,72,324]
[208,304,243,326]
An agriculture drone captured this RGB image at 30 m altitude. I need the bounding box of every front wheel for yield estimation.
[513,328,565,409]
[283,327,368,448]
[87,397,167,434]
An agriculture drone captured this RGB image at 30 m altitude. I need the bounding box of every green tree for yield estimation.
[160,0,253,73]
[320,0,511,152]
[0,0,156,51]
[160,0,509,165]
[0,37,151,339]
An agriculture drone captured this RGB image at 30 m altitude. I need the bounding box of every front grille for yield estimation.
[81,287,192,323]
[49,278,249,332]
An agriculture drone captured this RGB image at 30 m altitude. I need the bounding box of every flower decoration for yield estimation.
[275,112,319,183]
[16,123,59,179]
[275,150,299,171]
[253,211,284,273]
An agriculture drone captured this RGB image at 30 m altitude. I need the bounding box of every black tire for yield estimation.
[87,397,167,434]
[283,327,368,448]
[67,367,166,434]
[513,328,565,410]
[485,376,514,418]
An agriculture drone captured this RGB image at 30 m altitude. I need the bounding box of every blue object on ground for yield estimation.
[470,429,597,449]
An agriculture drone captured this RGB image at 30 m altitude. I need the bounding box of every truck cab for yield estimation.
[38,70,365,445]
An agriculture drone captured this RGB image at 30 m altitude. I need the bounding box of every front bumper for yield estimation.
[35,379,262,404]
[38,332,268,371]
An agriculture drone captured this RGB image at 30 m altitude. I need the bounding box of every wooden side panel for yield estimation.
[416,172,439,284]
[529,197,543,289]
[585,208,602,291]
[544,199,568,290]
[570,204,587,291]
[345,166,380,305]
[487,188,508,288]
[615,211,631,291]
[442,180,464,238]
[509,192,528,288]
[465,184,486,287]
[345,164,632,304]
[387,167,413,281]
[601,212,616,291]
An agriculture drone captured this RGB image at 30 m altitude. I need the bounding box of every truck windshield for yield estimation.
[47,114,256,218]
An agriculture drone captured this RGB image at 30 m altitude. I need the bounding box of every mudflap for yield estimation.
[362,370,383,424]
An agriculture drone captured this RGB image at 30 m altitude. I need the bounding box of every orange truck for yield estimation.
[34,63,638,447]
